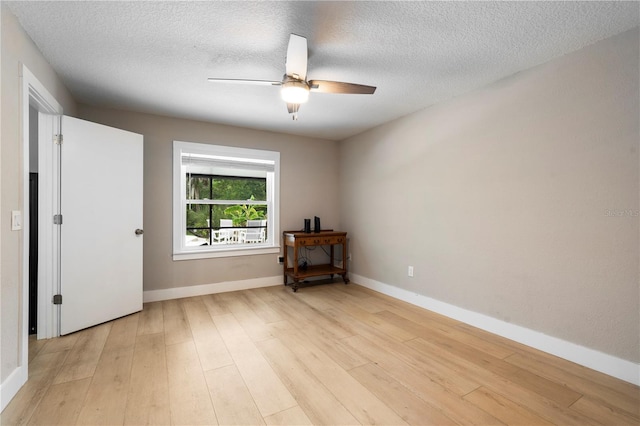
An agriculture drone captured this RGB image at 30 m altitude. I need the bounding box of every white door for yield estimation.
[60,116,143,335]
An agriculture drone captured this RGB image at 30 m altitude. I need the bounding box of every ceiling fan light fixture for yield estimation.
[281,80,309,104]
[208,34,376,118]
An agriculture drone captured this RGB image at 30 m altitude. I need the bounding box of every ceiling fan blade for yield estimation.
[308,80,376,94]
[207,78,281,86]
[285,34,307,80]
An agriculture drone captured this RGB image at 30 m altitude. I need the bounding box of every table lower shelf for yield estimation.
[284,264,349,291]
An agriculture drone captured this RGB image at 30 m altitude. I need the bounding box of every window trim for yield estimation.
[172,141,280,260]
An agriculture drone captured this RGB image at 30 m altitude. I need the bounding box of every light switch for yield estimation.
[11,210,22,231]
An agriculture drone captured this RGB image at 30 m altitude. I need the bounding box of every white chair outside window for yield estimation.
[213,219,236,244]
[240,219,266,244]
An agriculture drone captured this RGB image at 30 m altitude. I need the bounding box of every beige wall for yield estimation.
[77,105,339,291]
[339,28,639,363]
[1,5,77,382]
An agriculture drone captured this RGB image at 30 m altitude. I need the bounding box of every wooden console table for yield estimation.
[283,230,349,292]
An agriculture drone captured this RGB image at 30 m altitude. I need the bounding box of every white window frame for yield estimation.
[173,141,280,260]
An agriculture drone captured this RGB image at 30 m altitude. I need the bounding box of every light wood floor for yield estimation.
[2,282,639,425]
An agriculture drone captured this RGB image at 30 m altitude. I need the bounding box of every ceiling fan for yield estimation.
[208,34,376,120]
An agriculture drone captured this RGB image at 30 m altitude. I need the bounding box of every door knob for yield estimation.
[135,229,144,235]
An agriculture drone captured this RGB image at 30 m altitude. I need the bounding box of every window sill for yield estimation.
[173,245,280,261]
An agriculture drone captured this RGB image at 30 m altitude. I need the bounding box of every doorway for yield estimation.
[28,105,39,335]
[22,66,64,345]
[29,172,38,335]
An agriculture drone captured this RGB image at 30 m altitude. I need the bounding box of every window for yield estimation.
[173,141,280,260]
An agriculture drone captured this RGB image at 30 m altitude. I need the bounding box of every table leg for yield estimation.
[330,244,335,267]
[283,246,288,285]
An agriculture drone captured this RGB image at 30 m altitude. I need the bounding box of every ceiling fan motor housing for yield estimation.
[281,75,310,104]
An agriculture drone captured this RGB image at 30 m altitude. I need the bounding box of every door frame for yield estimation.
[20,65,63,368]
[4,64,62,411]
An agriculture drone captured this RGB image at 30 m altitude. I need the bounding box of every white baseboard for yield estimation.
[1,365,28,412]
[143,275,282,303]
[352,273,640,386]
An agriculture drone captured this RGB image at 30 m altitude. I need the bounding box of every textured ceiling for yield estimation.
[6,1,639,141]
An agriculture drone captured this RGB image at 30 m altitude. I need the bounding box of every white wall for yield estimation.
[339,28,639,366]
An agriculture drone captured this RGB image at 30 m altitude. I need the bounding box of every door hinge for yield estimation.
[53,294,62,305]
[54,134,63,145]
[53,214,63,225]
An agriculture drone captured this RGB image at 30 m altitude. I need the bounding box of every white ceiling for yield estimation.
[7,1,639,141]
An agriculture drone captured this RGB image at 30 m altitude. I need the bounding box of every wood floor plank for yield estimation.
[28,349,69,378]
[213,313,297,417]
[0,370,58,425]
[137,301,164,335]
[182,297,233,372]
[165,340,218,425]
[510,347,640,399]
[522,347,640,400]
[28,336,47,363]
[316,292,417,342]
[321,284,386,313]
[251,286,282,303]
[398,322,582,407]
[376,309,515,359]
[53,322,112,384]
[182,297,215,340]
[0,358,64,425]
[287,284,338,311]
[26,377,91,426]
[268,291,357,340]
[266,303,368,371]
[405,337,599,425]
[124,333,171,425]
[570,395,640,425]
[353,285,463,328]
[341,334,502,425]
[257,337,360,425]
[240,289,285,323]
[341,331,480,396]
[463,386,554,425]
[216,291,278,342]
[276,328,409,425]
[103,312,139,352]
[454,322,556,357]
[162,298,193,346]
[349,362,459,425]
[506,351,640,417]
[205,365,265,425]
[327,308,481,395]
[76,346,134,425]
[38,333,79,355]
[263,405,313,425]
[201,293,233,317]
[295,324,370,371]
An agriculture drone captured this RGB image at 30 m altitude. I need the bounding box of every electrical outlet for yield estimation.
[408,266,414,277]
[277,256,284,264]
